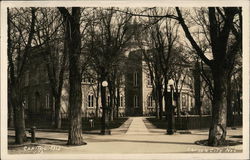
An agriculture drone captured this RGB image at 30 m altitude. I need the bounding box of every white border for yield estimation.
[1,1,249,160]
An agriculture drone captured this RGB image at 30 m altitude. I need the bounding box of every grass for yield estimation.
[8,117,128,154]
[24,117,128,131]
[146,117,167,129]
[80,117,128,131]
[147,116,211,130]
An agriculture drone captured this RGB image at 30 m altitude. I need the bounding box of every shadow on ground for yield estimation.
[195,139,242,147]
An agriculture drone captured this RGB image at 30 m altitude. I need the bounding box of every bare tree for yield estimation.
[8,7,36,144]
[176,7,242,146]
[34,8,66,129]
[58,7,86,145]
[84,8,135,130]
[137,8,180,121]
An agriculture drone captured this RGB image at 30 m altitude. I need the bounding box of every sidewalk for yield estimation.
[126,117,149,134]
[8,117,134,140]
[8,117,243,154]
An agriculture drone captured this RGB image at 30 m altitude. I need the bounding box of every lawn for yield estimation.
[146,117,167,129]
[146,116,209,130]
[24,117,128,131]
[79,117,128,131]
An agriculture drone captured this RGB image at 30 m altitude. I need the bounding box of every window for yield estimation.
[83,76,95,84]
[120,96,124,107]
[45,94,50,109]
[147,95,153,107]
[88,95,94,107]
[88,77,94,83]
[83,77,87,83]
[24,72,29,86]
[134,95,139,108]
[83,77,89,83]
[133,72,138,87]
[147,73,152,86]
[182,94,187,107]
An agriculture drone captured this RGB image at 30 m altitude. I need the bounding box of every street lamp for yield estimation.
[102,81,108,87]
[167,79,175,135]
[100,80,111,135]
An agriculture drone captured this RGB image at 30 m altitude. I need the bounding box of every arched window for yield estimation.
[182,93,188,110]
[147,73,152,86]
[147,95,153,107]
[45,94,50,109]
[134,95,139,108]
[133,72,138,87]
[88,95,94,107]
[119,95,124,107]
[120,96,124,107]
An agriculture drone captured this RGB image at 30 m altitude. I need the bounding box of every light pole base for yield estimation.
[100,130,111,135]
[166,130,174,135]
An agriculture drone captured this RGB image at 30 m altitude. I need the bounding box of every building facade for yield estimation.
[20,47,198,121]
[125,50,196,116]
[21,47,127,120]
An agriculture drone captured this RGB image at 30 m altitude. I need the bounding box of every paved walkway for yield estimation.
[126,117,149,135]
[7,117,243,155]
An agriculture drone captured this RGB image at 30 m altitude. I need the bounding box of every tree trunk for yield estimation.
[108,83,114,121]
[236,91,241,115]
[166,91,174,134]
[175,92,181,128]
[62,7,86,145]
[164,80,168,121]
[226,76,233,127]
[110,95,114,121]
[13,104,27,144]
[100,75,111,135]
[175,93,181,118]
[116,87,120,118]
[67,73,85,145]
[8,98,14,128]
[157,84,163,120]
[159,93,163,120]
[54,96,62,129]
[194,61,202,116]
[95,80,100,118]
[12,86,27,144]
[208,69,227,146]
[153,86,159,119]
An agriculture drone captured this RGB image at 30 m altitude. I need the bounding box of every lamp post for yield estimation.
[167,79,175,135]
[100,81,111,135]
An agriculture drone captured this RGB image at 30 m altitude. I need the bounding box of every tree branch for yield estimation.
[176,7,211,66]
